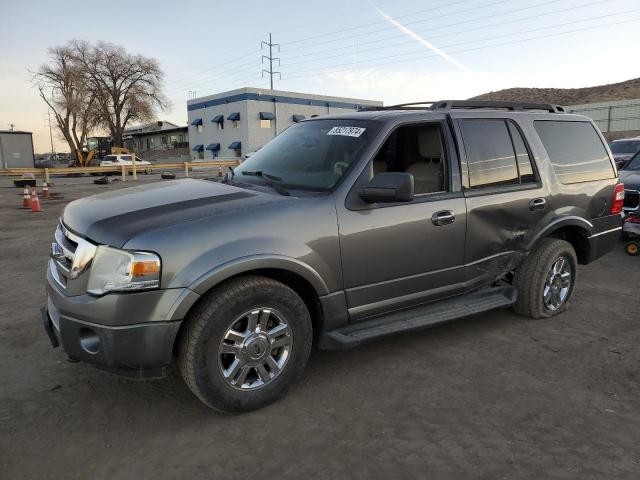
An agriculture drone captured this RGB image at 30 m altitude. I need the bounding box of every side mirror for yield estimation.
[358,172,414,203]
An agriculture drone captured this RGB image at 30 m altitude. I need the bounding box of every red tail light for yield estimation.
[611,183,625,215]
[625,214,640,224]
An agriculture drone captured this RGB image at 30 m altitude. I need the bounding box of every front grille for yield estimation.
[624,190,640,211]
[50,222,97,293]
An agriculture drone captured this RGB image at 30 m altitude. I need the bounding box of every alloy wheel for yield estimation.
[218,308,292,391]
[543,256,572,311]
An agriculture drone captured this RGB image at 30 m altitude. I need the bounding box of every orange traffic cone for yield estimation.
[22,187,31,208]
[43,182,50,199]
[31,188,43,213]
[218,166,223,177]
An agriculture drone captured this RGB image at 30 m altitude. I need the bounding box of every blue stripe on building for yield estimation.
[188,92,366,112]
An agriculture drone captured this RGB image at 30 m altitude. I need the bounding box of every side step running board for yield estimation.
[319,286,517,349]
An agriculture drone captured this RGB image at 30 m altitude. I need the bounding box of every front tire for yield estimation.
[177,276,312,413]
[513,238,577,319]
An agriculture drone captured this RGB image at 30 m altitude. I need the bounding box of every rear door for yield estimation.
[450,115,546,287]
[337,120,467,321]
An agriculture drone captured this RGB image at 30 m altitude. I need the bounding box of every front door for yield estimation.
[338,121,467,321]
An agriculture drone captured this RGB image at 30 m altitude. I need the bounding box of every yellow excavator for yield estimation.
[72,137,131,167]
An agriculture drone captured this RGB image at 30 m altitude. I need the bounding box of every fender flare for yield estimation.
[188,254,330,297]
[526,216,593,251]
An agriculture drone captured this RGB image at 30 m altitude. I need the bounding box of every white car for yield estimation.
[100,154,152,173]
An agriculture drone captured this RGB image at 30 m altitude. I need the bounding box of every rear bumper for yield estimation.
[586,225,622,263]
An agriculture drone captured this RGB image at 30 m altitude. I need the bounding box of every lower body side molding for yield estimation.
[318,286,517,349]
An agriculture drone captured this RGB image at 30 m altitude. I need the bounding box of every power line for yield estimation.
[163,60,259,96]
[278,0,401,35]
[282,0,475,47]
[282,0,509,54]
[280,15,640,81]
[165,0,507,98]
[283,0,588,62]
[262,33,281,90]
[162,0,546,100]
[282,0,619,70]
[163,56,259,93]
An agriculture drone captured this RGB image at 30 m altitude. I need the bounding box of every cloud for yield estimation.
[375,7,472,72]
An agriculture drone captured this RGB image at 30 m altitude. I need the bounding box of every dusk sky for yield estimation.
[2,0,639,153]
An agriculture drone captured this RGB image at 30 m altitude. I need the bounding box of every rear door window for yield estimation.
[460,119,523,188]
[534,120,615,184]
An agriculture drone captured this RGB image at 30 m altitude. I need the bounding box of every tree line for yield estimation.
[34,40,169,163]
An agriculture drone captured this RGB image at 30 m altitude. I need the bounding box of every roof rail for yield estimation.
[359,101,438,112]
[430,100,566,113]
[359,100,566,113]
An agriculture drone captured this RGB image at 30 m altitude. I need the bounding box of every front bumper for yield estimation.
[44,271,200,379]
[623,220,640,237]
[42,305,180,378]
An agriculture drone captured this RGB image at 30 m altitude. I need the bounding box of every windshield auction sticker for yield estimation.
[327,126,366,137]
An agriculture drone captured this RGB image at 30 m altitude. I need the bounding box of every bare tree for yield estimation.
[71,40,169,147]
[33,45,98,161]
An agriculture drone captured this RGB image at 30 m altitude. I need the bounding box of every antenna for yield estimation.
[261,33,281,90]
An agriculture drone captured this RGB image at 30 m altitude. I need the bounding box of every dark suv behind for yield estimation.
[42,101,623,412]
[610,137,640,169]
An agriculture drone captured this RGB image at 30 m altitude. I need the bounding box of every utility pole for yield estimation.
[261,33,281,90]
[47,110,54,153]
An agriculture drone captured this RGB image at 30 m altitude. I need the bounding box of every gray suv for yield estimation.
[42,101,623,413]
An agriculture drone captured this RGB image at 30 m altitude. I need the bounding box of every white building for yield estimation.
[186,87,382,160]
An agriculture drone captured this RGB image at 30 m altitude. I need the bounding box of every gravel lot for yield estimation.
[1,176,639,479]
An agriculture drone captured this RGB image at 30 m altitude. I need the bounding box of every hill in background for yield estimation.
[469,77,640,106]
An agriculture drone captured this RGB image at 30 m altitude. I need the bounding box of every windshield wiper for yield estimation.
[240,170,289,196]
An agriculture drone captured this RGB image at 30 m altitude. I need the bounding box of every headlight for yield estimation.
[87,246,161,295]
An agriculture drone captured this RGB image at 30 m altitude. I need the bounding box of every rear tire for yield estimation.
[177,276,312,413]
[513,238,577,319]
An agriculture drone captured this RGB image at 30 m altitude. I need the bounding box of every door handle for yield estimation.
[529,198,546,211]
[432,210,455,226]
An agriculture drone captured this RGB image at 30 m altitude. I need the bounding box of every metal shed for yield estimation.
[0,131,35,168]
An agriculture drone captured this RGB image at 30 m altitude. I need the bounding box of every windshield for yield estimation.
[610,140,640,154]
[624,151,640,171]
[233,119,377,191]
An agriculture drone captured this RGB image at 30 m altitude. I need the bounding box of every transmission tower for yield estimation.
[261,33,281,90]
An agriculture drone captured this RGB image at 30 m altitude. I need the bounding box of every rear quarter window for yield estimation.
[534,120,615,184]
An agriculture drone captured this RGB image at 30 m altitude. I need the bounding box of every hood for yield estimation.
[620,170,640,191]
[63,179,287,247]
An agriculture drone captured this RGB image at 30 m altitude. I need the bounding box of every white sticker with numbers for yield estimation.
[327,126,366,137]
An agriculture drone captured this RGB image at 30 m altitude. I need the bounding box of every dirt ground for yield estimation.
[1,175,639,480]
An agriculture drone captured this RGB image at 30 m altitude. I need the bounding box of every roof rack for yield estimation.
[359,100,566,113]
[430,100,566,113]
